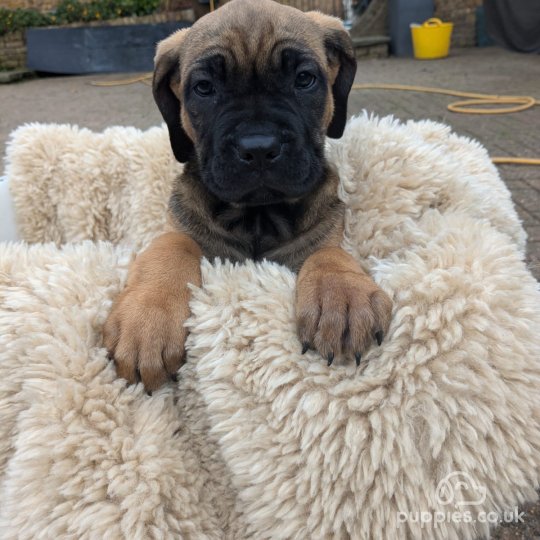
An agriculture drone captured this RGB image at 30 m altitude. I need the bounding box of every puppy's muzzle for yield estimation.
[236,134,283,169]
[209,119,320,204]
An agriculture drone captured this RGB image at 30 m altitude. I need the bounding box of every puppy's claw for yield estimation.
[355,352,362,366]
[375,331,383,346]
[327,353,334,366]
[301,342,310,355]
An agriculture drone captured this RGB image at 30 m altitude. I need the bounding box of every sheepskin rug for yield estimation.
[2,115,540,540]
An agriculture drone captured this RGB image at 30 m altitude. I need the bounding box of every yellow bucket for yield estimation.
[410,18,453,59]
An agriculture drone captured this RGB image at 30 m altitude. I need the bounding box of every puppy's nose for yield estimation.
[237,135,282,167]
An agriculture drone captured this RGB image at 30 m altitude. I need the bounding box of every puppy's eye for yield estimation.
[295,71,316,89]
[193,80,215,96]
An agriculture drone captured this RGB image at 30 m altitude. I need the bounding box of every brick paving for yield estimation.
[0,44,539,538]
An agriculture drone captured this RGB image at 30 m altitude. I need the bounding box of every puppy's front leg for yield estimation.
[103,232,202,391]
[296,247,392,365]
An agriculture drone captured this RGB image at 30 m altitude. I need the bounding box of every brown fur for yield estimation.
[104,0,392,390]
[296,247,392,362]
[103,232,202,391]
[167,161,345,270]
[154,0,352,155]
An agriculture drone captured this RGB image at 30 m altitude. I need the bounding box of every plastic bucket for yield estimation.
[410,18,453,59]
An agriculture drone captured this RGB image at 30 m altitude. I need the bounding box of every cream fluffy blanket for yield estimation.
[2,116,540,540]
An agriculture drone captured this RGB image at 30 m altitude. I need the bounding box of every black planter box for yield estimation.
[26,21,191,74]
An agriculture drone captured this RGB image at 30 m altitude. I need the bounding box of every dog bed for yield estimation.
[1,115,539,539]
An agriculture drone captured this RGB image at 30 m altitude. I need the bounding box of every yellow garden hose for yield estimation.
[491,156,540,165]
[90,74,152,86]
[352,83,540,165]
[352,83,539,115]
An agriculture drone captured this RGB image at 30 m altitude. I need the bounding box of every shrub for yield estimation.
[0,8,52,36]
[0,0,162,36]
[54,0,161,23]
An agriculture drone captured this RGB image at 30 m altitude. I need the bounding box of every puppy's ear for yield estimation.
[153,28,194,163]
[307,13,357,139]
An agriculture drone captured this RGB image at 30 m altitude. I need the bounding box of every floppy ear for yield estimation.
[153,28,194,163]
[306,13,357,139]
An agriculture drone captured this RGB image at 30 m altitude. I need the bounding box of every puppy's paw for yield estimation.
[103,287,190,392]
[296,270,392,366]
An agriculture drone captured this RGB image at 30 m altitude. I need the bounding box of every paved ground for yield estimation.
[0,45,539,538]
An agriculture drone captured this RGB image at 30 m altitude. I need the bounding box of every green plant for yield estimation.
[54,0,85,23]
[0,8,53,36]
[54,0,161,23]
[0,0,162,36]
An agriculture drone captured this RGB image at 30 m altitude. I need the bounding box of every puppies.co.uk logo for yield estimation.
[397,471,524,528]
[435,471,487,508]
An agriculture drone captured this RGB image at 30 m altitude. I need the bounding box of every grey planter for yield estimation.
[26,21,191,74]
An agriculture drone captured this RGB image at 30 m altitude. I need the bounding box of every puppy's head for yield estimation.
[153,0,356,205]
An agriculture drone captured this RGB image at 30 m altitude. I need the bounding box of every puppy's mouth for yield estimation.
[233,187,297,207]
[202,132,325,205]
[203,164,316,205]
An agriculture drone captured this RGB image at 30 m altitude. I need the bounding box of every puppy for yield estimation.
[103,0,392,391]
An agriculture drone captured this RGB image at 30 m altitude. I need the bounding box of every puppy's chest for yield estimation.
[219,205,296,260]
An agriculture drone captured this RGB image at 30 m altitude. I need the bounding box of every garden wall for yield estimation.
[2,0,194,12]
[209,0,343,17]
[4,0,342,16]
[0,30,25,71]
[2,0,59,10]
[277,0,343,17]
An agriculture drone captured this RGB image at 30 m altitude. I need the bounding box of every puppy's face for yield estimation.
[153,0,356,205]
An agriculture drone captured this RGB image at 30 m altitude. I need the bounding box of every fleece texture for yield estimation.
[2,115,539,540]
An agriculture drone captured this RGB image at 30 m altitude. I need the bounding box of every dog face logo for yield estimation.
[436,471,487,508]
[153,0,356,205]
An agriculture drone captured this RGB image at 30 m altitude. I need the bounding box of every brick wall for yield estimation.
[1,0,193,12]
[434,0,482,47]
[0,31,26,70]
[204,0,343,18]
[1,0,59,11]
[277,0,343,16]
[3,0,342,15]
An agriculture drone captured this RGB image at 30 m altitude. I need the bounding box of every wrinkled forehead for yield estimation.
[180,6,327,79]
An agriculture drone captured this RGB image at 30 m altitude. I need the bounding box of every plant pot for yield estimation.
[26,20,191,74]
